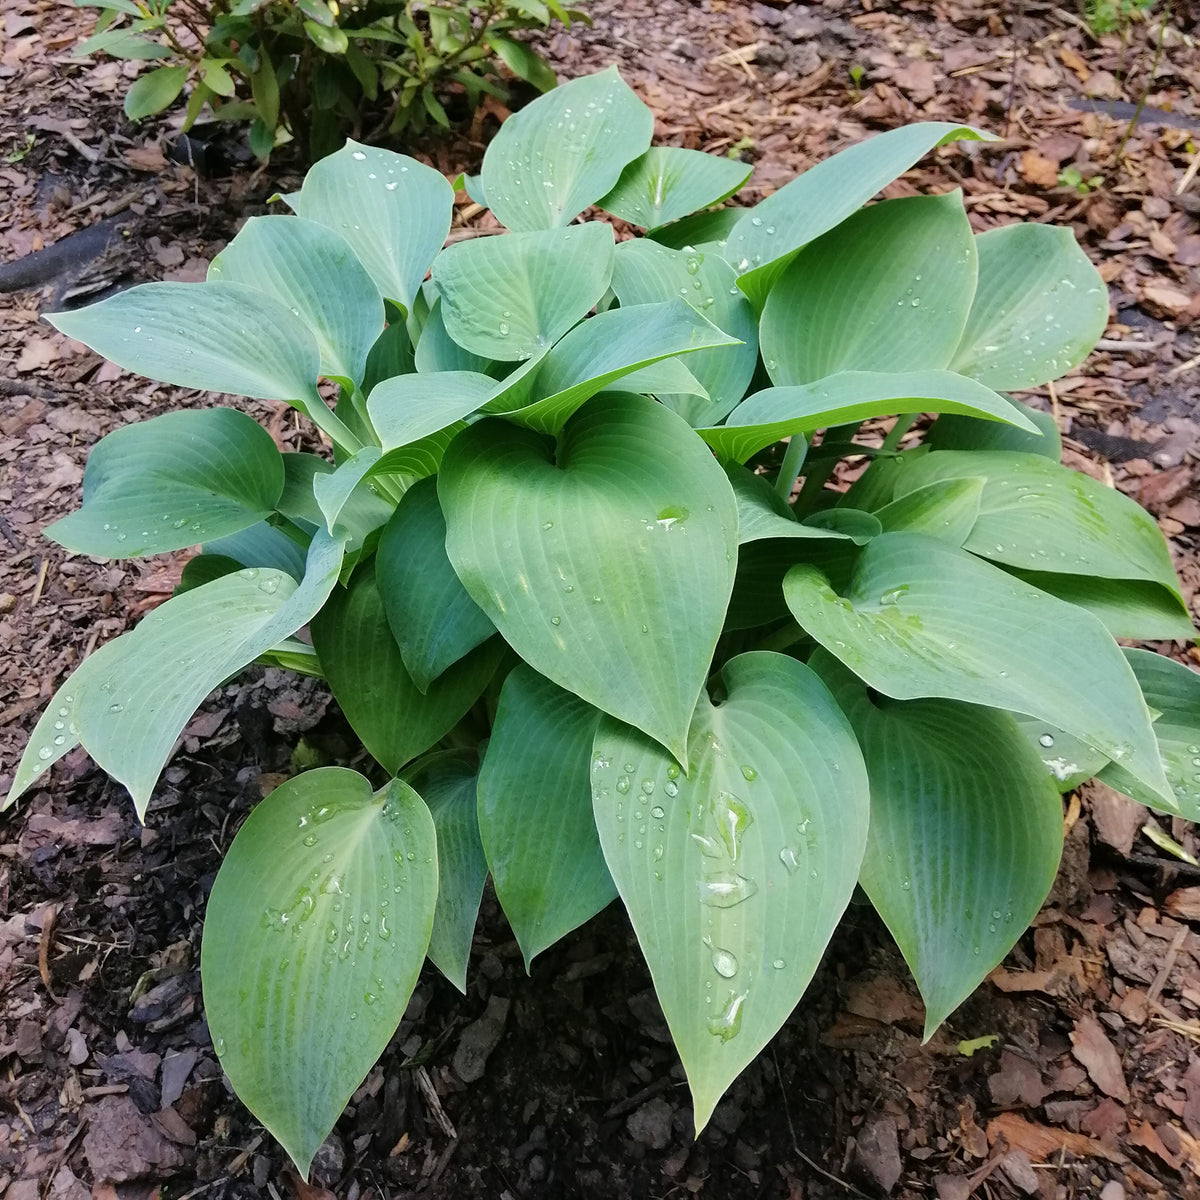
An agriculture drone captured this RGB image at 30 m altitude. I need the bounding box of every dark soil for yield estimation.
[2,2,1200,1198]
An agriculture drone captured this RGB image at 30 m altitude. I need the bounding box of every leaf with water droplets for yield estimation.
[592,651,869,1131]
[201,768,436,1178]
[45,408,284,559]
[598,146,751,230]
[812,651,1062,1038]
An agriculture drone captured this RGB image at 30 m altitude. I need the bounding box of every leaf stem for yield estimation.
[880,412,918,454]
[791,422,861,517]
[773,434,807,503]
[754,620,811,655]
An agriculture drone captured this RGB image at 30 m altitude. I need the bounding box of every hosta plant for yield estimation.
[8,66,1200,1178]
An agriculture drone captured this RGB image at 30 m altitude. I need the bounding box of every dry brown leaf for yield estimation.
[1059,45,1090,83]
[1166,887,1200,922]
[985,1111,1126,1163]
[1070,1014,1130,1102]
[1019,151,1059,188]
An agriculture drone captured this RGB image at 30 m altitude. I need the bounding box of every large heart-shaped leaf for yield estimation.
[782,531,1172,806]
[201,768,436,1177]
[8,530,347,816]
[375,477,495,691]
[310,569,501,774]
[598,147,751,230]
[477,665,614,967]
[700,370,1035,463]
[430,223,614,361]
[282,141,454,314]
[725,123,991,306]
[611,239,759,426]
[592,651,869,1130]
[439,393,738,760]
[45,408,283,558]
[208,215,384,389]
[812,652,1063,1037]
[480,65,653,232]
[759,193,977,386]
[950,224,1109,390]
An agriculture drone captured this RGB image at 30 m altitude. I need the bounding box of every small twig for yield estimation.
[38,905,59,1001]
[0,378,61,399]
[1146,926,1189,1006]
[1165,350,1200,381]
[1178,151,1200,195]
[1093,336,1172,352]
[414,1066,457,1139]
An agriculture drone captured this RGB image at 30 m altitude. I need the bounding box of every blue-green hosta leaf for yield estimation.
[759,193,977,386]
[310,569,501,774]
[412,298,496,376]
[477,665,614,967]
[281,141,454,314]
[592,651,869,1131]
[1012,715,1107,792]
[928,397,1062,460]
[699,370,1035,464]
[363,320,416,395]
[201,768,436,1177]
[7,530,347,817]
[439,393,738,761]
[204,523,309,581]
[812,651,1062,1038]
[278,454,394,550]
[208,215,384,389]
[376,478,495,692]
[726,122,992,306]
[599,147,752,230]
[725,464,858,545]
[504,300,741,434]
[430,223,614,361]
[950,224,1109,390]
[873,478,984,544]
[311,448,384,535]
[45,408,283,558]
[782,531,1172,806]
[611,239,758,426]
[1099,649,1200,819]
[650,206,744,252]
[407,755,486,992]
[480,65,653,232]
[894,451,1185,599]
[367,371,496,452]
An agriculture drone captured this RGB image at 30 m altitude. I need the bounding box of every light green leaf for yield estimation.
[727,122,992,306]
[407,755,486,992]
[201,768,436,1177]
[1099,649,1200,819]
[725,465,858,545]
[487,34,557,92]
[592,651,869,1130]
[812,652,1062,1038]
[927,396,1062,460]
[599,147,751,230]
[209,216,384,389]
[45,408,283,558]
[283,141,454,314]
[894,451,1184,596]
[504,300,740,434]
[376,477,495,691]
[477,665,614,967]
[611,239,758,425]
[783,531,1172,806]
[367,370,496,451]
[312,448,384,535]
[760,193,977,386]
[77,28,171,59]
[700,370,1035,464]
[310,568,501,773]
[304,17,348,52]
[430,222,614,361]
[8,531,346,816]
[480,65,653,231]
[950,224,1109,390]
[873,478,984,544]
[439,393,738,761]
[124,64,188,119]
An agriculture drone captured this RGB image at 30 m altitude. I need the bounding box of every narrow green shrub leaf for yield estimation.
[611,240,758,425]
[727,123,992,306]
[124,64,188,119]
[9,531,346,816]
[783,531,1172,806]
[873,478,984,544]
[477,666,614,967]
[760,193,977,386]
[45,408,283,558]
[700,370,1034,464]
[439,393,738,761]
[928,397,1062,460]
[201,768,436,1177]
[599,147,751,230]
[480,65,653,231]
[895,451,1184,596]
[487,34,557,92]
[950,224,1109,390]
[209,216,384,388]
[367,371,499,452]
[1099,649,1200,819]
[376,478,495,691]
[505,300,740,434]
[812,652,1062,1038]
[592,651,869,1131]
[408,756,486,992]
[430,223,614,361]
[283,141,454,314]
[311,569,501,773]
